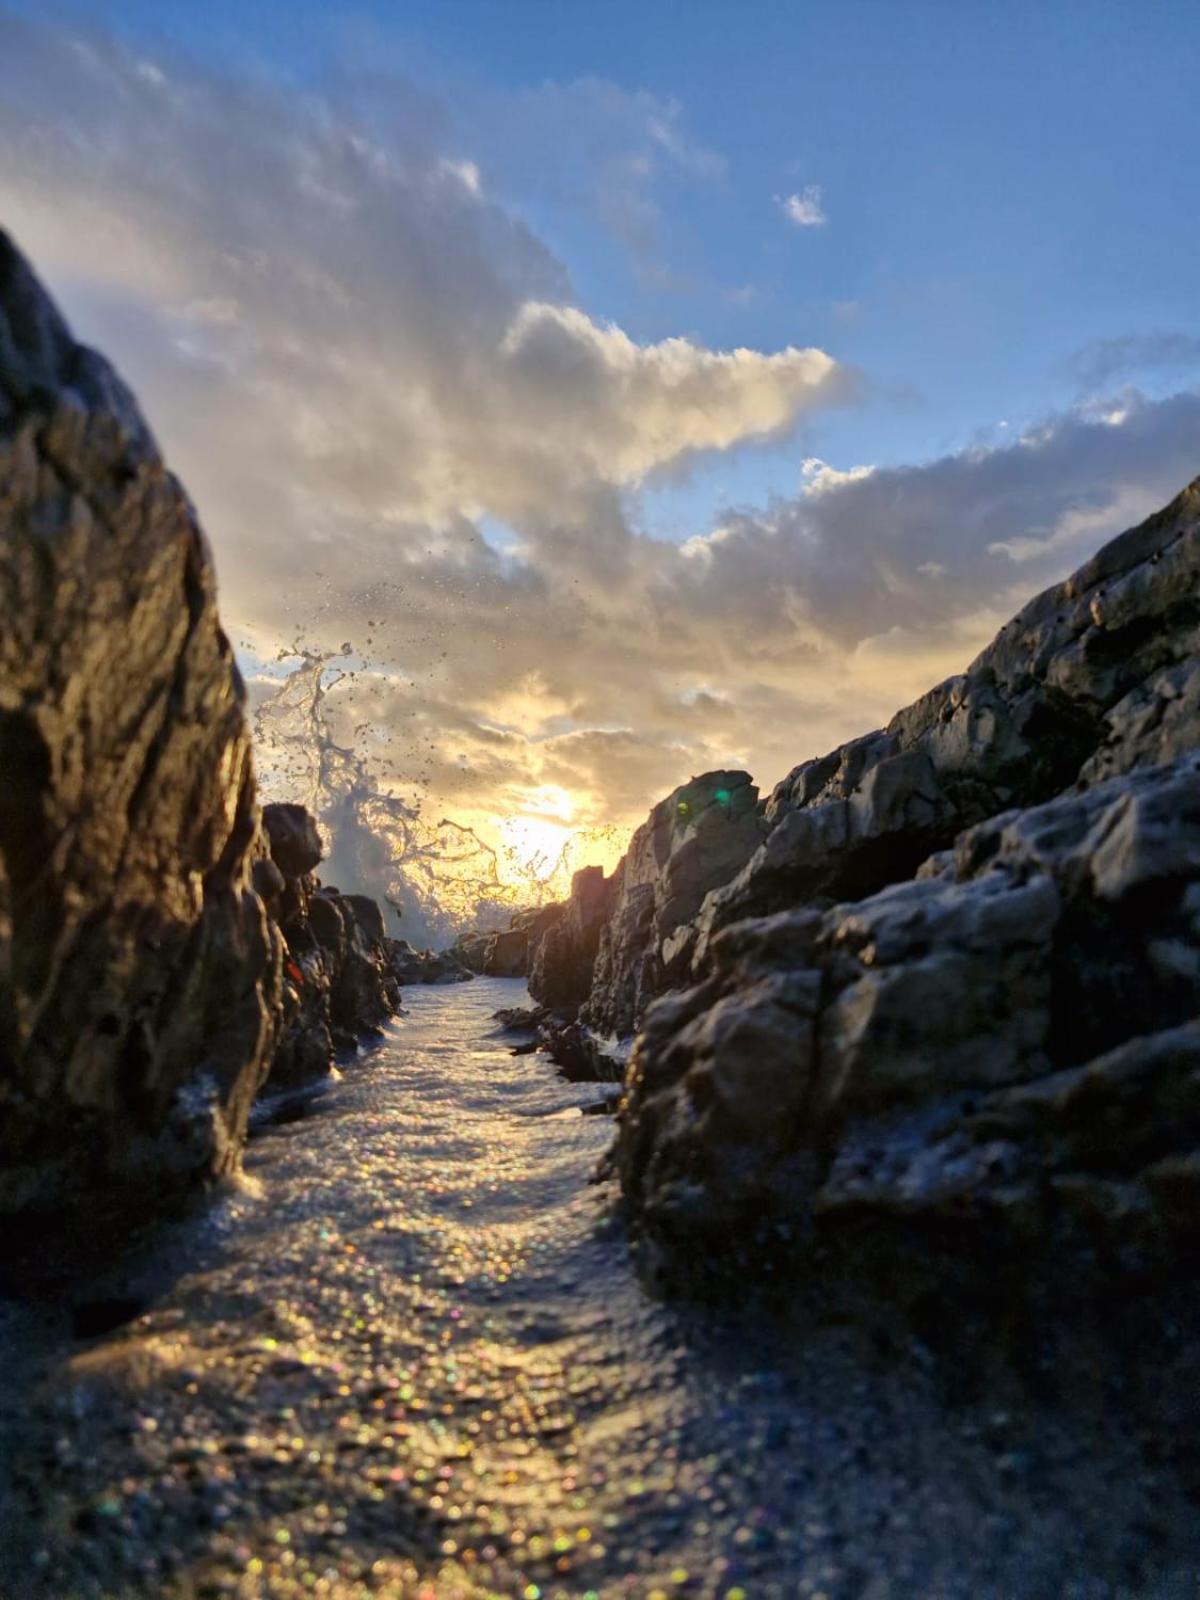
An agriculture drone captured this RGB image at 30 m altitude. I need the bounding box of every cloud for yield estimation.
[778,186,827,228]
[1,13,1197,910]
[1068,330,1200,389]
[0,16,843,597]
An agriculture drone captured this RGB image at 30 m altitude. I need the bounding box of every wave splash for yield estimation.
[250,644,618,949]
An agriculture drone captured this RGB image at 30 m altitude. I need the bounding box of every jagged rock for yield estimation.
[530,867,612,1012]
[255,815,401,1090]
[450,930,494,974]
[311,888,398,1042]
[0,230,283,1213]
[482,924,530,978]
[262,801,323,879]
[606,483,1200,1305]
[387,939,473,985]
[615,752,1200,1292]
[451,902,566,979]
[526,775,762,1036]
[492,1003,621,1081]
[691,481,1200,967]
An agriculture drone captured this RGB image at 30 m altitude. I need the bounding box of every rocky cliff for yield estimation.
[257,803,403,1088]
[0,231,283,1214]
[609,479,1200,1297]
[0,234,402,1215]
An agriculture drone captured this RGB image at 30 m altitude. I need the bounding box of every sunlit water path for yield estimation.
[2,979,1195,1599]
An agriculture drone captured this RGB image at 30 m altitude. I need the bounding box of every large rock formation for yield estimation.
[582,773,763,1037]
[691,480,1200,963]
[386,938,473,986]
[452,902,566,980]
[610,480,1200,1297]
[0,231,282,1213]
[257,802,405,1088]
[529,866,612,1012]
[521,772,763,1037]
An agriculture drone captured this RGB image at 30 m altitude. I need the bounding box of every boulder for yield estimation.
[530,867,612,1012]
[483,923,529,977]
[311,888,397,1042]
[577,772,763,1036]
[450,902,566,979]
[262,801,323,879]
[0,230,283,1214]
[387,939,473,985]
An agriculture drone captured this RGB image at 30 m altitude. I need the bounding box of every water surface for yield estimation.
[2,978,1194,1599]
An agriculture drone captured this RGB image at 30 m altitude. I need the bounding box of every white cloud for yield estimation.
[1,14,1196,894]
[779,185,827,228]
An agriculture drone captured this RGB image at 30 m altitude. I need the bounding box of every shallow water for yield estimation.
[1,978,1196,1599]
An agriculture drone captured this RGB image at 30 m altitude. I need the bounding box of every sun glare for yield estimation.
[498,812,573,877]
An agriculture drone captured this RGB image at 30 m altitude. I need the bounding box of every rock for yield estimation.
[262,801,323,879]
[691,480,1200,966]
[608,480,1200,1305]
[343,892,387,947]
[530,867,612,1012]
[491,1003,621,1081]
[388,939,473,985]
[452,902,566,979]
[615,753,1200,1292]
[450,929,494,974]
[0,230,283,1214]
[583,773,763,1037]
[311,888,398,1041]
[254,813,402,1090]
[483,923,530,977]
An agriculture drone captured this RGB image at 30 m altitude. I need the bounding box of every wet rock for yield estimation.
[312,888,398,1041]
[529,866,613,1012]
[691,480,1200,965]
[615,753,1200,1291]
[453,903,565,978]
[607,483,1200,1304]
[387,939,473,985]
[0,229,283,1215]
[482,923,530,977]
[261,802,323,879]
[259,819,401,1090]
[450,929,494,973]
[581,773,763,1037]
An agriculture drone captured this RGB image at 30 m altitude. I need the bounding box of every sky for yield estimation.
[1,1,1198,912]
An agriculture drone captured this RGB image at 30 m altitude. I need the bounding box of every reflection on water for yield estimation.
[5,980,1196,1599]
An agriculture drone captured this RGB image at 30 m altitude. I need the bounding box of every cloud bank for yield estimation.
[1,13,1196,905]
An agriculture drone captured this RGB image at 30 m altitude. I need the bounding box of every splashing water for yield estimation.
[250,644,622,948]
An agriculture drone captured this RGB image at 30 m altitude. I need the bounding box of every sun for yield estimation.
[498,813,574,879]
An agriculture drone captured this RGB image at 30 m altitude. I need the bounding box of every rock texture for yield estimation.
[387,939,473,986]
[0,231,282,1212]
[520,772,763,1038]
[261,804,403,1089]
[610,480,1200,1297]
[692,481,1200,964]
[451,903,565,979]
[529,866,613,1012]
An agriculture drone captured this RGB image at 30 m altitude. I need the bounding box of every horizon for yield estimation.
[2,0,1198,933]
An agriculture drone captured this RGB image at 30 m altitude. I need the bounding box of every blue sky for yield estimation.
[2,0,1197,872]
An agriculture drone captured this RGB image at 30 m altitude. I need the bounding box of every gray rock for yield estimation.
[0,230,283,1214]
[615,753,1200,1289]
[606,482,1200,1301]
[571,772,763,1037]
[691,479,1200,965]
